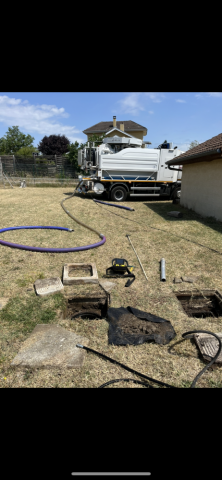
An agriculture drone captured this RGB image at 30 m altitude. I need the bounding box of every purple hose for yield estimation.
[93,199,134,211]
[0,226,106,253]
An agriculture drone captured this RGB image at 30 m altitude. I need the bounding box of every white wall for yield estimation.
[180,159,222,222]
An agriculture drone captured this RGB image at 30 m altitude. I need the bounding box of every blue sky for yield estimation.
[0,92,222,151]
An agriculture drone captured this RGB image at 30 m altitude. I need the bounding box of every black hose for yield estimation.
[93,199,135,211]
[77,329,222,388]
[98,378,153,388]
[92,198,222,256]
[76,344,176,388]
[182,330,222,388]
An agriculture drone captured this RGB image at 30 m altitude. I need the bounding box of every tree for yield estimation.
[189,140,199,150]
[66,141,80,170]
[37,134,70,155]
[0,126,35,154]
[0,137,7,155]
[80,132,106,149]
[15,146,38,157]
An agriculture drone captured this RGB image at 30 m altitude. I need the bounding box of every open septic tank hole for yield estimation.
[63,286,109,321]
[175,290,222,318]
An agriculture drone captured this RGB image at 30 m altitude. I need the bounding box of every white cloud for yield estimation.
[117,93,145,115]
[148,111,154,114]
[206,92,222,97]
[144,92,165,103]
[117,92,165,115]
[0,95,84,144]
[195,92,222,99]
[176,142,190,152]
[176,99,186,103]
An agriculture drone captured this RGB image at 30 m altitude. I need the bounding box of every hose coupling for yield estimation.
[76,344,84,348]
[68,228,74,232]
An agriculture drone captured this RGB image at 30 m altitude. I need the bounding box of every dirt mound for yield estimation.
[107,306,176,345]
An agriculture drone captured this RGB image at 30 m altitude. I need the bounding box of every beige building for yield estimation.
[166,133,222,222]
[83,116,150,148]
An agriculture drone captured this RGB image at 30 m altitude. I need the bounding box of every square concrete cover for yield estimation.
[10,324,89,369]
[63,263,98,285]
[34,277,64,296]
[194,332,222,363]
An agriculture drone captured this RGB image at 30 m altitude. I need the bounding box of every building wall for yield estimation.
[127,130,144,140]
[180,159,222,222]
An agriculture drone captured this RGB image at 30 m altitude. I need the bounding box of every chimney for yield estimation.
[113,116,116,127]
[120,123,124,132]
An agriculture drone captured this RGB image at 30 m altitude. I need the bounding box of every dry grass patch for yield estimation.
[1,188,222,388]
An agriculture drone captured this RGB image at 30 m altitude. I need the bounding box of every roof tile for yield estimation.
[83,120,147,134]
[167,133,222,165]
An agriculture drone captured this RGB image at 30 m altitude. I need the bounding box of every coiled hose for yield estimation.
[0,181,106,252]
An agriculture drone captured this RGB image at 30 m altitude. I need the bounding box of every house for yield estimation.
[83,116,151,148]
[165,133,222,222]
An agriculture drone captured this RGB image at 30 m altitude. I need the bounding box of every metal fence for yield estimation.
[1,176,79,187]
[0,155,79,179]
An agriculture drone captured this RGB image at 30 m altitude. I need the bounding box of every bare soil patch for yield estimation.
[175,290,222,318]
[117,313,169,336]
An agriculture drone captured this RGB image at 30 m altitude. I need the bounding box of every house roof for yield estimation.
[83,120,147,135]
[166,133,222,166]
[104,128,133,138]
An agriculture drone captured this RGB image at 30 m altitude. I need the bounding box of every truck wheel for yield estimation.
[110,186,127,202]
[172,187,181,204]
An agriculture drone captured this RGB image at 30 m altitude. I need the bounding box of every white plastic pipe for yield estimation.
[160,258,166,281]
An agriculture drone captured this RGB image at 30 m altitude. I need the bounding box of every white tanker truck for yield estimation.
[77,136,184,202]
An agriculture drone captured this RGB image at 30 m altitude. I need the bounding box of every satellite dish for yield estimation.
[93,183,104,194]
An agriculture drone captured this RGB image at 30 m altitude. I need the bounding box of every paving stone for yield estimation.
[34,277,64,296]
[194,332,222,363]
[174,277,182,284]
[167,211,183,218]
[0,297,9,310]
[10,324,89,369]
[181,276,198,283]
[99,280,116,293]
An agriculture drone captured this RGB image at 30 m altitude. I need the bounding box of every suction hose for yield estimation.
[0,181,106,252]
[77,329,222,388]
[93,199,134,211]
[60,182,105,239]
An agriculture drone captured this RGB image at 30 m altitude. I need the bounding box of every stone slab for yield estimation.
[181,276,198,283]
[194,332,222,363]
[0,297,9,310]
[99,280,116,293]
[63,263,98,285]
[34,277,64,296]
[167,211,183,218]
[10,324,89,369]
[174,277,182,284]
